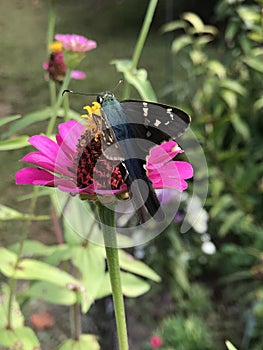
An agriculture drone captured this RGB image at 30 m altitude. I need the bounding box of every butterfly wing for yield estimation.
[120,100,190,155]
[100,102,164,222]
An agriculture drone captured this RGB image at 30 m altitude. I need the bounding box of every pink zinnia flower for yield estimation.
[16,120,193,198]
[55,34,97,53]
[150,335,163,348]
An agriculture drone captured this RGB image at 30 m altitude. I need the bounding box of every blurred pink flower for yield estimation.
[55,34,97,53]
[43,41,86,81]
[16,120,193,197]
[150,335,163,348]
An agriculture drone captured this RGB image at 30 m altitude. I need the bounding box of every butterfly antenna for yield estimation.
[112,79,124,92]
[62,89,97,97]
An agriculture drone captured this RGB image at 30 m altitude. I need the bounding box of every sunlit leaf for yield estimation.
[0,327,40,349]
[243,57,263,73]
[230,113,250,140]
[58,334,100,350]
[207,60,226,79]
[0,135,30,150]
[25,281,77,305]
[96,271,151,299]
[221,90,237,109]
[220,80,247,96]
[0,283,24,329]
[0,204,50,221]
[2,107,80,139]
[118,250,160,282]
[171,35,192,53]
[225,340,238,350]
[182,12,205,32]
[161,20,187,33]
[0,115,21,129]
[9,239,56,257]
[254,97,263,110]
[112,59,157,101]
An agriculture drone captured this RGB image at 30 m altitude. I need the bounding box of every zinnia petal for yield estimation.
[71,70,86,80]
[148,161,193,192]
[15,168,56,186]
[55,34,97,53]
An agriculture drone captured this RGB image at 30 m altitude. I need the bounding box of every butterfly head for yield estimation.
[97,91,115,106]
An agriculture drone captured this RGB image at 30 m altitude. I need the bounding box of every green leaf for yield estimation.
[230,113,250,140]
[243,57,263,73]
[219,210,244,236]
[112,59,157,101]
[9,239,55,257]
[220,79,247,96]
[210,194,234,218]
[58,334,100,350]
[96,272,151,299]
[0,248,80,287]
[221,89,237,109]
[171,35,192,53]
[0,204,50,221]
[182,12,205,32]
[2,107,80,139]
[118,250,160,282]
[70,245,106,312]
[0,135,30,150]
[0,115,21,129]
[254,96,263,110]
[237,6,261,26]
[225,340,238,350]
[0,327,40,349]
[0,283,24,329]
[161,20,187,33]
[207,60,226,79]
[25,281,77,305]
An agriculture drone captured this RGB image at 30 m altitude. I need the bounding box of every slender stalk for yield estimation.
[131,0,158,70]
[7,187,39,329]
[46,0,56,54]
[123,0,158,99]
[46,69,72,136]
[97,202,129,350]
[70,302,81,340]
[49,80,57,110]
[63,91,70,121]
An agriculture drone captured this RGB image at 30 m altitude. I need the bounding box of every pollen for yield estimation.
[49,41,63,54]
[172,144,181,152]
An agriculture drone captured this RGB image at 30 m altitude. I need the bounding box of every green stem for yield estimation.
[49,80,57,109]
[47,0,56,54]
[7,187,39,329]
[123,0,158,99]
[46,69,72,136]
[63,91,70,122]
[97,202,129,350]
[131,0,158,70]
[70,302,81,340]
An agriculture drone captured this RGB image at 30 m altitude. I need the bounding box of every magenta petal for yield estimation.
[21,152,56,172]
[57,120,84,154]
[28,135,59,161]
[71,70,86,80]
[147,141,183,169]
[15,168,55,186]
[148,162,193,192]
[43,62,49,70]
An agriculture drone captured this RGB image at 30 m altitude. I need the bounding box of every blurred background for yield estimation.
[0,1,262,350]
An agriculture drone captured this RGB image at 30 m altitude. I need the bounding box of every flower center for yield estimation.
[75,103,125,193]
[49,41,63,54]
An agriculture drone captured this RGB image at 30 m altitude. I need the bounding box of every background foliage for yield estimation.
[0,1,262,350]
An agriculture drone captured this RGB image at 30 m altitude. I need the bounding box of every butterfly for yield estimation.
[94,91,191,223]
